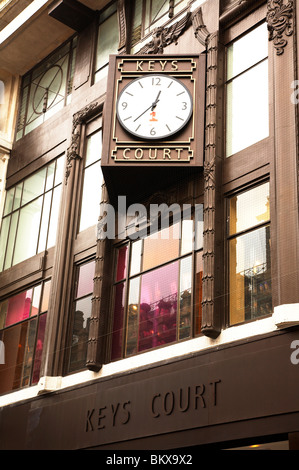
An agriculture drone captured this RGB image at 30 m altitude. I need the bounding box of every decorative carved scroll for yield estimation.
[138,10,191,54]
[65,102,99,183]
[266,0,294,55]
[191,7,210,47]
[117,0,127,52]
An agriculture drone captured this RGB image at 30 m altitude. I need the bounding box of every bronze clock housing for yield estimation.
[102,54,205,205]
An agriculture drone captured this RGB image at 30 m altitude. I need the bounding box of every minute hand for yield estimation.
[133,91,161,122]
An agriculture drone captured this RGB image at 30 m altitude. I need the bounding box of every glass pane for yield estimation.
[46,162,55,191]
[226,60,269,156]
[0,216,10,271]
[25,113,44,135]
[3,187,14,215]
[151,0,169,23]
[69,296,91,372]
[179,256,192,339]
[181,219,193,255]
[227,22,268,80]
[5,289,33,327]
[95,12,119,71]
[38,191,52,253]
[99,2,117,22]
[22,168,46,205]
[85,131,102,167]
[76,261,95,298]
[16,84,29,138]
[13,184,23,211]
[130,239,142,276]
[229,183,270,235]
[143,223,180,271]
[111,282,125,361]
[116,245,128,281]
[132,0,143,45]
[55,156,64,185]
[32,313,47,384]
[195,204,204,250]
[139,261,178,352]
[195,251,203,335]
[229,225,272,325]
[20,318,37,387]
[125,277,140,356]
[0,323,28,393]
[4,211,18,270]
[41,280,51,312]
[79,161,102,231]
[47,185,61,247]
[13,196,43,265]
[31,285,41,317]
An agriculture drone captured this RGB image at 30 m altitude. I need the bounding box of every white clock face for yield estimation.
[116,75,193,140]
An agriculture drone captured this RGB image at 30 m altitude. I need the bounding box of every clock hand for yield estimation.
[151,90,161,111]
[133,104,153,122]
[133,91,162,122]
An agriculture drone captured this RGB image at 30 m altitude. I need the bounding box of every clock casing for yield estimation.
[101,54,205,206]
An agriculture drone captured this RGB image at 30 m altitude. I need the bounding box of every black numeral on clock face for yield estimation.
[152,77,161,86]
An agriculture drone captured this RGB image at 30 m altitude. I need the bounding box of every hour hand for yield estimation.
[151,91,161,111]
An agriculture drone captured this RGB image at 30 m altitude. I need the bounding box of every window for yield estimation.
[67,260,95,373]
[226,22,269,156]
[0,280,51,394]
[130,0,188,49]
[16,37,77,139]
[94,2,119,83]
[110,210,203,360]
[0,156,63,272]
[228,182,272,325]
[79,129,103,232]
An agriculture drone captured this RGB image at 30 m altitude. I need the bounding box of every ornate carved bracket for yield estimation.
[191,7,210,47]
[65,102,100,184]
[117,0,127,52]
[138,10,191,54]
[267,0,294,55]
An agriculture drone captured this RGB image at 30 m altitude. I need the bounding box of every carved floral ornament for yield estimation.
[266,0,294,55]
[65,102,100,183]
[138,9,192,54]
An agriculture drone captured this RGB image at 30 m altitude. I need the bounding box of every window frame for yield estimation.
[109,208,204,361]
[77,121,103,234]
[65,257,96,374]
[222,4,274,187]
[129,0,189,50]
[0,155,64,273]
[225,21,269,157]
[94,1,119,83]
[0,278,51,393]
[16,35,77,140]
[226,180,272,327]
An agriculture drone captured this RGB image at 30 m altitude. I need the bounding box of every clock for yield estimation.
[116,74,193,140]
